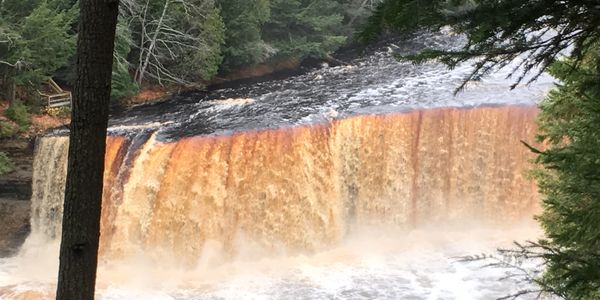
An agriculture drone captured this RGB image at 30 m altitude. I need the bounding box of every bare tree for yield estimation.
[0,29,21,106]
[122,0,223,86]
[55,0,119,298]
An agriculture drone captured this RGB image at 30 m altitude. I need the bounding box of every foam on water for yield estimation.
[103,33,554,141]
[0,224,544,299]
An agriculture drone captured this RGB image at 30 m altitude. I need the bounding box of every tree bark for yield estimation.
[2,68,16,107]
[55,0,119,299]
[6,78,15,107]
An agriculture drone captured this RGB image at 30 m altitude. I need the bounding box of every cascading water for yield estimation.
[0,34,553,299]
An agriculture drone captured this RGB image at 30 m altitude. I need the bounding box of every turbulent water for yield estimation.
[0,34,554,299]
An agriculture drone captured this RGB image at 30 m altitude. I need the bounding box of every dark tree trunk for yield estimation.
[6,79,15,107]
[3,69,16,107]
[55,0,119,299]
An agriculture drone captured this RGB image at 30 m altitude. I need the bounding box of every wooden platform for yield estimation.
[39,79,71,108]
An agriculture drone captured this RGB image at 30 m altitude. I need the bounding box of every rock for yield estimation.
[0,199,30,257]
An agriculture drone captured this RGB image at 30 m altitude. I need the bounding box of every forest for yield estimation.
[0,0,378,105]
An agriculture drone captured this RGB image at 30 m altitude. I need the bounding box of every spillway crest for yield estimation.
[30,106,540,264]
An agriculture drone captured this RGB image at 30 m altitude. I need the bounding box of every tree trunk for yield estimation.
[55,0,119,299]
[6,79,15,107]
[3,68,16,107]
[135,0,170,85]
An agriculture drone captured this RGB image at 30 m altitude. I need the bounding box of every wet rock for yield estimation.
[0,199,30,257]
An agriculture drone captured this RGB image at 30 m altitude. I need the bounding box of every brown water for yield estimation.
[0,105,544,299]
[32,105,538,259]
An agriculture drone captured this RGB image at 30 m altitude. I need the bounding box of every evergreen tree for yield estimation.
[0,0,76,102]
[264,0,347,60]
[360,0,600,90]
[167,0,225,81]
[533,47,600,299]
[7,1,76,86]
[218,0,271,71]
[111,21,138,102]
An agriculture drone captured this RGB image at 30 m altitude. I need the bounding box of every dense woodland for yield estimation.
[0,0,380,105]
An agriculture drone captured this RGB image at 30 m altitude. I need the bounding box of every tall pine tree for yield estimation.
[533,47,600,298]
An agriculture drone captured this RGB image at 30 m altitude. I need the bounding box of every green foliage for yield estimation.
[219,0,354,70]
[2,0,360,93]
[0,120,19,138]
[43,106,71,118]
[361,0,600,90]
[111,22,138,102]
[123,0,225,85]
[264,0,347,60]
[0,151,13,176]
[218,0,271,71]
[0,0,77,88]
[5,101,31,131]
[532,47,600,299]
[0,0,364,98]
[168,0,225,81]
[359,0,444,43]
[0,0,41,21]
[336,0,386,37]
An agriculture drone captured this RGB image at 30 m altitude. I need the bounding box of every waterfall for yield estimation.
[26,105,540,265]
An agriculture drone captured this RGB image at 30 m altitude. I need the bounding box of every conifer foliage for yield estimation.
[533,48,600,299]
[361,0,600,90]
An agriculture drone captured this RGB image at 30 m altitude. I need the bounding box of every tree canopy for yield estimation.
[0,0,76,88]
[533,47,600,299]
[1,0,378,103]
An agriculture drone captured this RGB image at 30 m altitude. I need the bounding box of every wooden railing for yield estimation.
[39,79,72,108]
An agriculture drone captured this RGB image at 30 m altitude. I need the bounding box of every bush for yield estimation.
[5,101,31,131]
[0,121,19,138]
[44,106,71,118]
[0,152,13,176]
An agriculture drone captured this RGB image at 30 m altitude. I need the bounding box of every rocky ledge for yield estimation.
[0,138,33,257]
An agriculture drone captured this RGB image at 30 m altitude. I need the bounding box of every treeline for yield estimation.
[0,0,381,104]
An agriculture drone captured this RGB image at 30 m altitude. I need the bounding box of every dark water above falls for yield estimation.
[100,33,552,140]
[0,33,554,299]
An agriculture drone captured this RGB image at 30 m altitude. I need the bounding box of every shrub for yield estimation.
[0,152,13,176]
[0,121,19,138]
[44,106,71,118]
[5,101,31,131]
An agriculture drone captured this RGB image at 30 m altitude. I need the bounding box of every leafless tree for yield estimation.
[121,0,221,86]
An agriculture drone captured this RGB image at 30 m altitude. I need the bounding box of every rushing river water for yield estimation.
[96,32,552,139]
[0,33,554,299]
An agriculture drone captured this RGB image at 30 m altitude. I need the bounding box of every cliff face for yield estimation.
[0,138,33,257]
[0,138,34,201]
[27,105,540,265]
